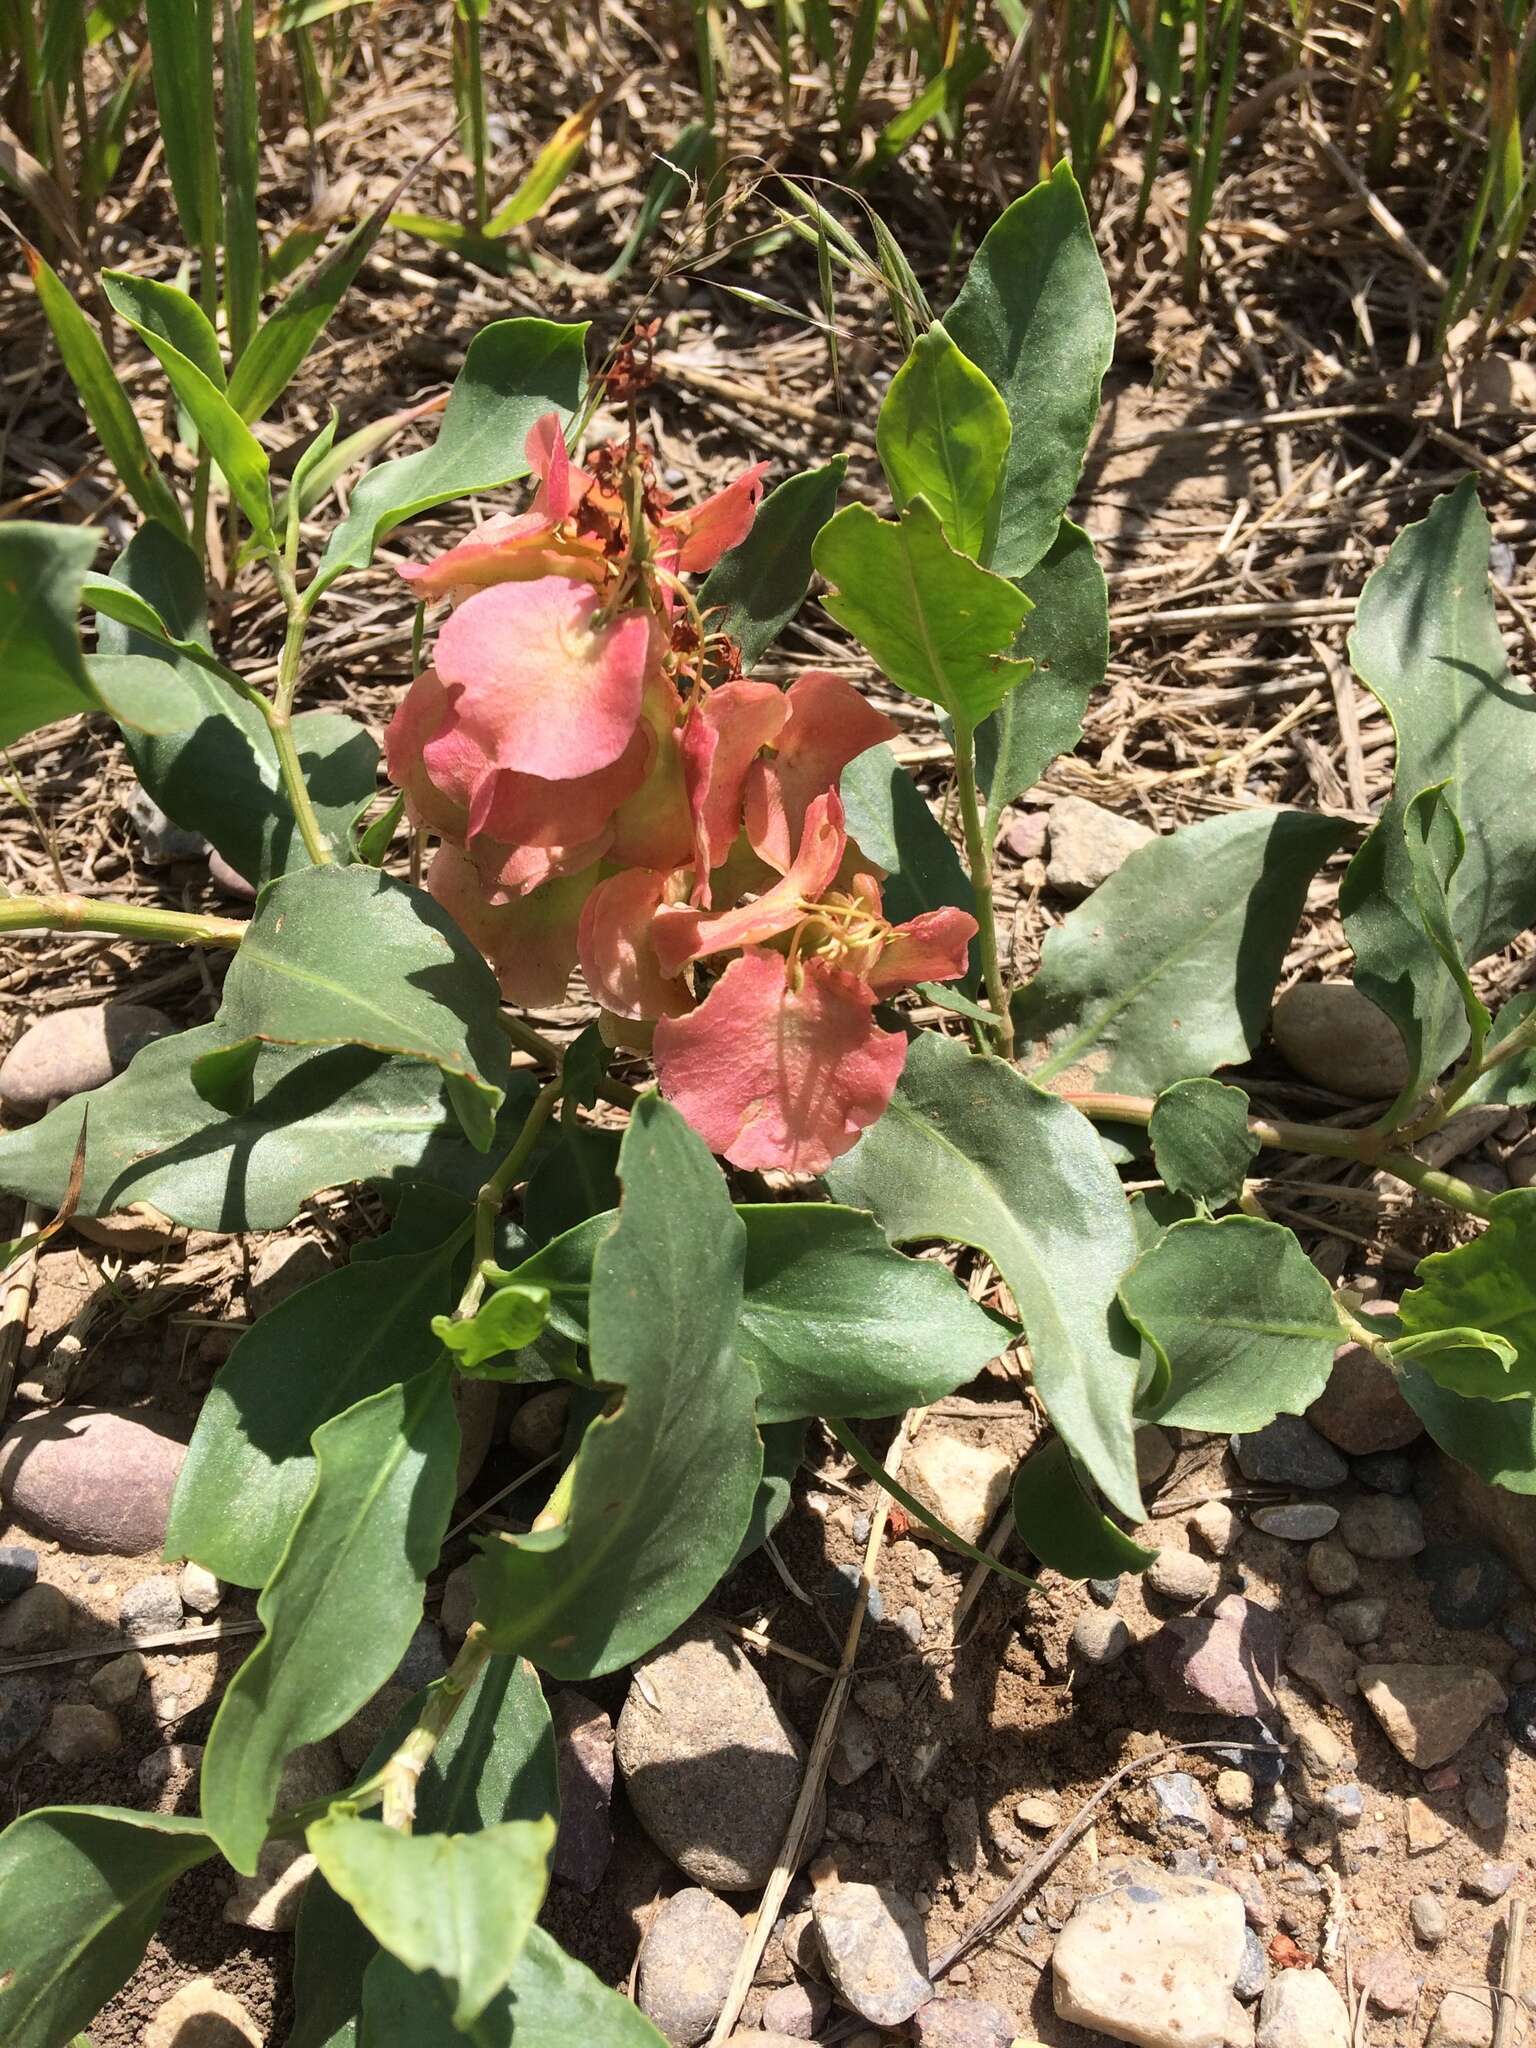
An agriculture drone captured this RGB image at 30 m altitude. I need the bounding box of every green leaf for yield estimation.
[1460,991,1536,1108]
[944,162,1114,580]
[100,270,225,389]
[313,319,588,597]
[1148,1079,1259,1210]
[435,1285,551,1373]
[735,1420,804,1568]
[191,867,510,1150]
[1387,1325,1521,1403]
[200,1361,460,1873]
[1011,1435,1155,1579]
[1120,1215,1343,1432]
[697,457,847,670]
[361,1927,668,2048]
[826,1033,1145,1520]
[104,268,276,545]
[1016,810,1348,1096]
[168,1202,473,1587]
[0,1807,214,2048]
[1397,1190,1536,1401]
[308,1815,555,2029]
[0,522,105,747]
[604,121,712,281]
[1395,1366,1536,1495]
[814,496,1031,731]
[840,740,977,942]
[1343,480,1536,1115]
[524,1121,621,1244]
[23,242,187,536]
[472,1096,761,1674]
[221,0,261,362]
[0,1027,537,1233]
[1403,781,1491,1066]
[482,84,609,235]
[876,323,1012,560]
[975,517,1108,812]
[144,0,219,252]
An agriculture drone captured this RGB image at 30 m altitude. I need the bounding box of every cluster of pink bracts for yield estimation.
[386,416,977,1172]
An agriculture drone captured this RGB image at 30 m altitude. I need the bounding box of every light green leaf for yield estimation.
[200,1361,460,1873]
[144,0,219,252]
[221,0,261,362]
[1460,991,1536,1108]
[1387,1325,1520,1403]
[434,1284,551,1373]
[1016,810,1348,1097]
[472,1096,761,1675]
[1011,1435,1155,1579]
[826,1032,1145,1520]
[308,1815,555,2029]
[1343,480,1536,1118]
[876,323,1012,560]
[361,1926,668,2047]
[105,267,276,545]
[697,457,847,670]
[814,497,1031,730]
[0,1807,214,2048]
[1120,1215,1343,1432]
[24,239,188,536]
[0,1026,536,1233]
[1148,1078,1258,1211]
[313,319,588,597]
[168,1199,475,1587]
[1397,1189,1536,1401]
[1403,781,1490,1067]
[190,867,510,1151]
[976,517,1107,813]
[99,270,225,388]
[944,162,1114,580]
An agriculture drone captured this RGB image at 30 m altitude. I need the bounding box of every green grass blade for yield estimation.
[144,0,221,256]
[221,0,261,362]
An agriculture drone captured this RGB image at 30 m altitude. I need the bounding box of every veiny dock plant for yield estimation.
[3,162,1536,2044]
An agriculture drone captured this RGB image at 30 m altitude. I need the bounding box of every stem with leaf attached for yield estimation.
[262,561,334,869]
[952,722,1013,1059]
[379,1622,495,1831]
[0,895,246,948]
[456,1075,565,1322]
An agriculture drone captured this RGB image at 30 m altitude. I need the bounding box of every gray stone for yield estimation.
[1427,1987,1500,2046]
[1144,1595,1285,1718]
[0,1002,172,1118]
[90,1651,145,1710]
[507,1386,570,1461]
[830,1704,879,1787]
[1466,1781,1508,1831]
[1148,1549,1218,1605]
[1136,1425,1176,1490]
[1466,1860,1518,1901]
[1307,1325,1421,1454]
[1235,1927,1268,2002]
[552,1689,614,1894]
[1338,1494,1424,1561]
[1052,1857,1247,2048]
[177,1561,222,1616]
[760,1976,830,2039]
[813,1880,932,2027]
[1306,1539,1359,1596]
[1088,1575,1121,1606]
[1510,1681,1536,1756]
[1256,1968,1351,2047]
[911,1995,1020,2048]
[1353,1449,1417,1494]
[1232,1417,1348,1491]
[616,1615,820,1891]
[0,1543,39,1602]
[137,1742,203,1794]
[1418,1541,1514,1629]
[41,1702,121,1764]
[1320,1782,1363,1827]
[0,1580,70,1651]
[123,787,208,864]
[1411,1892,1448,1944]
[636,1886,744,2045]
[1358,1663,1508,1767]
[1151,1771,1211,1833]
[1252,1503,1339,1542]
[1270,981,1412,1102]
[120,1575,184,1639]
[1072,1609,1131,1666]
[0,1408,186,1555]
[1330,1596,1387,1647]
[1285,1622,1356,1709]
[394,1622,447,1691]
[1045,795,1154,900]
[0,1675,49,1760]
[826,1561,883,1622]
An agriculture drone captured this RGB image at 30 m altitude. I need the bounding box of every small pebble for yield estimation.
[636,1887,744,2045]
[1150,1771,1211,1833]
[1147,1550,1217,1605]
[0,1675,50,1761]
[0,1582,70,1653]
[0,1544,39,1603]
[177,1560,223,1616]
[1338,1494,1424,1561]
[1235,1926,1269,2003]
[1191,1500,1240,1556]
[1330,1597,1388,1647]
[1321,1783,1364,1828]
[41,1702,121,1765]
[1508,1682,1536,1757]
[1215,1770,1254,1814]
[1016,1795,1060,1830]
[1410,1893,1447,1945]
[1252,1503,1339,1542]
[827,1563,884,1623]
[1232,1416,1348,1490]
[1465,1784,1506,1831]
[1071,1611,1130,1666]
[1087,1576,1120,1607]
[1260,1787,1294,1833]
[1359,1948,1420,2017]
[1306,1539,1359,1596]
[1352,1450,1417,1495]
[1465,1861,1518,1902]
[89,1651,146,1710]
[120,1576,184,1639]
[1416,1541,1514,1630]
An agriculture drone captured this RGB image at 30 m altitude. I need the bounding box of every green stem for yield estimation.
[497,1012,639,1107]
[1065,1090,1497,1221]
[457,1074,565,1322]
[0,894,246,948]
[1404,1008,1536,1141]
[952,723,1013,1058]
[263,563,334,867]
[379,1623,494,1831]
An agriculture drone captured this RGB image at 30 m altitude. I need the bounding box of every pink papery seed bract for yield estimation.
[651,788,848,977]
[681,679,789,888]
[867,906,978,995]
[428,841,597,1006]
[578,868,694,1021]
[658,461,771,575]
[745,669,899,873]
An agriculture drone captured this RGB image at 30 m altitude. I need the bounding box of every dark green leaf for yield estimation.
[313,319,589,596]
[1396,1366,1536,1495]
[473,1096,761,1675]
[0,521,106,747]
[826,1033,1145,1520]
[1148,1078,1258,1210]
[0,1807,214,2048]
[191,867,510,1150]
[975,518,1107,812]
[1402,780,1490,1071]
[1397,1189,1536,1400]
[604,121,712,280]
[1460,992,1536,1108]
[221,0,261,362]
[840,741,977,983]
[200,1361,460,1873]
[814,497,1031,730]
[697,457,847,670]
[876,324,1011,560]
[361,1926,667,2047]
[1016,810,1348,1097]
[308,1814,554,2028]
[1011,1435,1155,1579]
[23,243,186,535]
[144,0,219,251]
[1120,1215,1343,1431]
[944,162,1114,580]
[733,1420,804,1568]
[524,1122,621,1244]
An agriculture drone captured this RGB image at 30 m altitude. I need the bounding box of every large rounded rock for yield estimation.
[1053,1857,1247,2048]
[0,1003,172,1119]
[0,1408,186,1554]
[1271,982,1411,1101]
[144,1976,262,2047]
[1308,1322,1421,1454]
[616,1614,823,1891]
[636,1887,744,2045]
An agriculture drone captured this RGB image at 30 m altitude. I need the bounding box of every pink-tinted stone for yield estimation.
[0,1408,185,1555]
[1143,1594,1285,1718]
